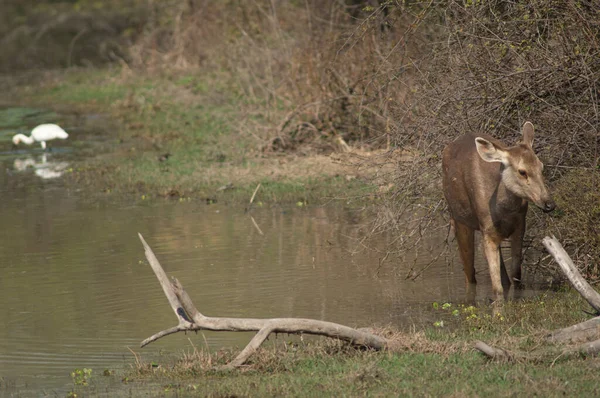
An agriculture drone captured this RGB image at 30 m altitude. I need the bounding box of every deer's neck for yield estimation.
[496,173,527,212]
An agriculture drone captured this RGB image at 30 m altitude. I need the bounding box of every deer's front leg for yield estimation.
[482,233,504,302]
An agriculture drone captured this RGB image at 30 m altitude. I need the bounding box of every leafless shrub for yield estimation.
[368,0,600,274]
[127,1,430,154]
[0,0,145,71]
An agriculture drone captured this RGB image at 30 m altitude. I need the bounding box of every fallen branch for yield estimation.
[137,233,387,368]
[548,317,600,343]
[476,338,600,362]
[541,235,600,345]
[569,338,600,356]
[474,341,512,360]
[542,235,600,313]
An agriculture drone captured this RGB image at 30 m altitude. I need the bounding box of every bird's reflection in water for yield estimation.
[13,154,69,180]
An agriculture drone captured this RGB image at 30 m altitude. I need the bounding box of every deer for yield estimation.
[442,121,555,302]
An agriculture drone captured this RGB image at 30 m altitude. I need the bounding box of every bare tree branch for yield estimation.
[542,235,600,313]
[137,233,388,368]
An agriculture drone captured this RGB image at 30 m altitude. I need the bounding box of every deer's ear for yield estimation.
[521,121,535,147]
[475,137,509,164]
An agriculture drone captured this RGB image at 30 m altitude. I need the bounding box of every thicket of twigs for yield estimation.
[369,0,600,277]
[125,1,429,156]
[0,0,147,71]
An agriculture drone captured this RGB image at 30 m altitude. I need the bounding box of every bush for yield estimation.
[126,1,430,153]
[0,0,146,71]
[373,0,600,273]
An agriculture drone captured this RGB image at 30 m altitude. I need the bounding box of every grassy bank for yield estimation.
[5,67,377,205]
[63,291,600,396]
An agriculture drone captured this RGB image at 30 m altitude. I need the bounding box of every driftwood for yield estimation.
[548,317,600,343]
[476,235,600,359]
[542,236,600,345]
[542,236,600,313]
[474,341,512,360]
[137,233,387,368]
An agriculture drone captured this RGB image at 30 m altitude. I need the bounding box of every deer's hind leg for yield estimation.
[454,220,476,285]
[510,213,526,287]
[499,248,511,299]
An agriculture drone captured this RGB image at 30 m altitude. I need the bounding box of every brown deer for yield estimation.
[442,122,555,302]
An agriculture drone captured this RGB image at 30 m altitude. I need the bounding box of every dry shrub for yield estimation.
[0,0,145,72]
[364,0,600,273]
[547,170,600,280]
[128,1,429,153]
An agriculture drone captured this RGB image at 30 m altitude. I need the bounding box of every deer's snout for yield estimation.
[542,199,556,213]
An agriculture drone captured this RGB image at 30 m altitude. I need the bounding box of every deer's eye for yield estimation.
[518,169,528,178]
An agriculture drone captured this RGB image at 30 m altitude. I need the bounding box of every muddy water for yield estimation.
[0,108,544,396]
[0,188,544,395]
[0,193,452,393]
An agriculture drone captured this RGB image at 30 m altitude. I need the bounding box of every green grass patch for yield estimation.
[0,107,59,129]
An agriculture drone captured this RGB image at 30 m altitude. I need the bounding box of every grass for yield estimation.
[128,352,598,397]
[84,290,599,397]
[5,67,375,205]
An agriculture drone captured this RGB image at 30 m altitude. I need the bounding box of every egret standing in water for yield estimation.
[12,123,69,150]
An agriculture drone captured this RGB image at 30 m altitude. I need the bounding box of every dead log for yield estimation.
[137,233,388,368]
[569,338,600,356]
[474,341,512,360]
[542,236,600,313]
[548,317,600,343]
[541,235,600,345]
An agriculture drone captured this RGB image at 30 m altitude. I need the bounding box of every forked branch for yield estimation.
[137,234,388,368]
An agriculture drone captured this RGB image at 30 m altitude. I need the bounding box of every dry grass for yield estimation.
[126,1,428,155]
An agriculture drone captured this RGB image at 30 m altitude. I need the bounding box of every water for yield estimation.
[0,108,544,396]
[0,193,460,395]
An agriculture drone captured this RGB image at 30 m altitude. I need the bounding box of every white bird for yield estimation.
[12,123,69,150]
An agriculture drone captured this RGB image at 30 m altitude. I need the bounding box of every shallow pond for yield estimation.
[0,108,546,396]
